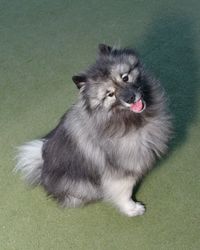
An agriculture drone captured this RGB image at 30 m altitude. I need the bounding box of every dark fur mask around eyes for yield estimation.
[72,44,155,116]
[72,44,141,89]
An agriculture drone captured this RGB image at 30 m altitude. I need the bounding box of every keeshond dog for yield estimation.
[15,44,172,217]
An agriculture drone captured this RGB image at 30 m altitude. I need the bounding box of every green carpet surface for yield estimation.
[0,0,200,249]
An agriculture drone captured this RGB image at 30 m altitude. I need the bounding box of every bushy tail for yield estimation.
[14,139,44,185]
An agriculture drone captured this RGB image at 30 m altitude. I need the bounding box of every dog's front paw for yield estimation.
[120,201,145,217]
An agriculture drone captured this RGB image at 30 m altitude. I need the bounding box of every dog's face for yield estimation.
[72,44,150,114]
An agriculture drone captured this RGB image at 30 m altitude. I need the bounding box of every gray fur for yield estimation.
[15,45,172,216]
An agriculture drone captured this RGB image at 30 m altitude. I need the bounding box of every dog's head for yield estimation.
[72,44,152,115]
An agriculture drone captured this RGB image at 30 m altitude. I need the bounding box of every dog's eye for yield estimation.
[107,92,114,97]
[122,74,129,82]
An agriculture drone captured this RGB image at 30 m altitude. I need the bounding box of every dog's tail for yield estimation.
[14,139,44,185]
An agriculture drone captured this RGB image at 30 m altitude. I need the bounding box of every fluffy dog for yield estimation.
[15,44,172,216]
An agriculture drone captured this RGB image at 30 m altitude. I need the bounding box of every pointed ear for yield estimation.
[98,44,112,56]
[72,74,87,89]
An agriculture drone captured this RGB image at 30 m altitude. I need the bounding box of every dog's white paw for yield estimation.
[120,201,145,217]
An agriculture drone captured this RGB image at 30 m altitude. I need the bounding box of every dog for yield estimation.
[15,44,172,217]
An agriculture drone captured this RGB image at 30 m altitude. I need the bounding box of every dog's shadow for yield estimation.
[131,15,199,200]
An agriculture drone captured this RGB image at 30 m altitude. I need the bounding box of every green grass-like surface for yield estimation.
[0,1,199,249]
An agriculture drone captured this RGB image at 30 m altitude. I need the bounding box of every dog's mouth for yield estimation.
[121,98,146,113]
[130,98,146,113]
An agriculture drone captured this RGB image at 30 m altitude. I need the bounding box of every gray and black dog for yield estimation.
[15,44,172,217]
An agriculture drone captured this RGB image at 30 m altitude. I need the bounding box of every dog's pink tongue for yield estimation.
[130,99,143,112]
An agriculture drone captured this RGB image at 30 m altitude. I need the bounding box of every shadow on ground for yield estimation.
[132,14,199,200]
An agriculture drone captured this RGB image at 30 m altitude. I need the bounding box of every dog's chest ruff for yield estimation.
[109,119,168,174]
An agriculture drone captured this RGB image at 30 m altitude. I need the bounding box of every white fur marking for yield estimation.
[102,175,145,216]
[15,140,44,185]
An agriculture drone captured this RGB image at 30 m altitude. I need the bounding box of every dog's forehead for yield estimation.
[101,80,115,91]
[110,55,137,75]
[111,63,129,75]
[126,54,137,65]
[90,78,115,92]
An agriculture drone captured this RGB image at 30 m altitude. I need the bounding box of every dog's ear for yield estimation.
[72,74,87,89]
[98,44,112,56]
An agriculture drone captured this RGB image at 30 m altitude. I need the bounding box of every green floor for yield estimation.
[0,0,200,249]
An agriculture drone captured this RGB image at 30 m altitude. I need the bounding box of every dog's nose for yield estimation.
[126,95,136,104]
[120,87,137,104]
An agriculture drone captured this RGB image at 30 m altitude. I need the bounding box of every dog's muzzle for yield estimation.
[119,86,146,113]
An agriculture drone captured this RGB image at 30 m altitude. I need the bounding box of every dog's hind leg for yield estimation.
[60,195,85,208]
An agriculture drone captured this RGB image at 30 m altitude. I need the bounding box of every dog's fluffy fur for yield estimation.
[15,44,172,216]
